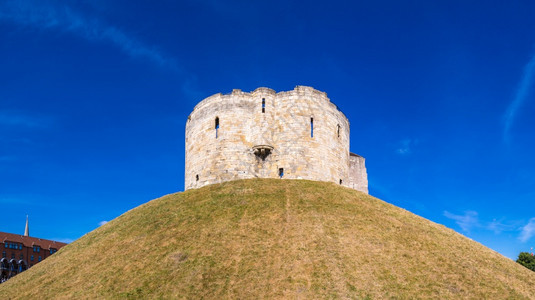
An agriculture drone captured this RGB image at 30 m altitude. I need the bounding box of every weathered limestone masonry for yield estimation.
[185,86,368,193]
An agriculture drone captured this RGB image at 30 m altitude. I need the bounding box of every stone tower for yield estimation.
[185,86,368,193]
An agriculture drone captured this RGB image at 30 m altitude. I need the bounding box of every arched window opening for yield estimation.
[215,117,220,138]
[310,118,314,138]
[9,259,18,277]
[279,168,284,178]
[196,174,199,182]
[339,179,343,185]
[0,258,8,281]
[262,98,265,113]
[18,260,27,273]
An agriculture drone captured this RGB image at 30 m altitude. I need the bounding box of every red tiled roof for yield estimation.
[0,232,68,250]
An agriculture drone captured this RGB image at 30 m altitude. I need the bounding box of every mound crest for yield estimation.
[1,179,534,298]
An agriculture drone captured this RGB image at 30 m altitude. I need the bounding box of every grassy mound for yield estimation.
[1,179,534,299]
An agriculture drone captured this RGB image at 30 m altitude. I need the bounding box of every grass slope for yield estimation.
[1,179,534,299]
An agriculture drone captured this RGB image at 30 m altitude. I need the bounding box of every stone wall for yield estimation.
[349,153,368,193]
[185,86,368,193]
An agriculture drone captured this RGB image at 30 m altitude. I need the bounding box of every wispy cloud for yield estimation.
[51,237,75,244]
[0,0,176,69]
[487,218,518,234]
[519,218,535,242]
[503,52,535,143]
[396,138,417,155]
[444,210,479,233]
[444,210,530,240]
[98,220,108,226]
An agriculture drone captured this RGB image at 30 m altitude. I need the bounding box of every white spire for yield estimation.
[24,215,29,237]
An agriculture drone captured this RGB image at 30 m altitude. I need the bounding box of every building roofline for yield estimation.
[0,231,68,249]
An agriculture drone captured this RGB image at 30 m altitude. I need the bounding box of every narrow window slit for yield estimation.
[337,125,341,137]
[279,168,284,178]
[310,118,314,138]
[262,98,265,113]
[339,179,343,185]
[215,117,219,138]
[196,175,199,181]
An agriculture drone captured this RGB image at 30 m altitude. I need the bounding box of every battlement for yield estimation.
[185,86,367,192]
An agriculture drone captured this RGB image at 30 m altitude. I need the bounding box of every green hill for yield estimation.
[1,179,534,299]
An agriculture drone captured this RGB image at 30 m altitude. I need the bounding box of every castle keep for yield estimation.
[185,86,368,193]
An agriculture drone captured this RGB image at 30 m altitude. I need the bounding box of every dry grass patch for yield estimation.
[1,179,534,299]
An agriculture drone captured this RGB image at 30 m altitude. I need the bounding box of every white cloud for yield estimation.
[519,218,535,242]
[503,52,535,143]
[444,210,479,233]
[0,0,176,70]
[98,220,108,226]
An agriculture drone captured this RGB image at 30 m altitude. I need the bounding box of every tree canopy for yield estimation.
[516,252,535,272]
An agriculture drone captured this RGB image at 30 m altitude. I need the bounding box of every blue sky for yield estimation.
[1,0,534,259]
